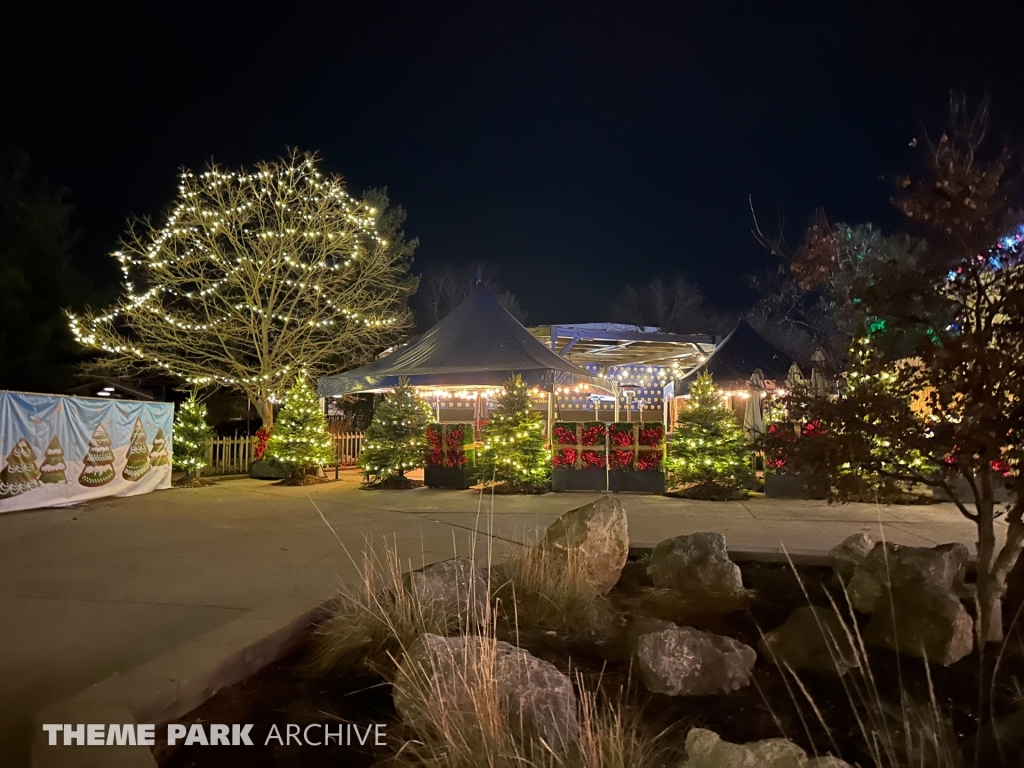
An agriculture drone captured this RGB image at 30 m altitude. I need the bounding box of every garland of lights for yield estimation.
[67,151,415,419]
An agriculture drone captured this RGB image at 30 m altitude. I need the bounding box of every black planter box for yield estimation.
[424,465,476,490]
[765,472,829,499]
[552,469,608,492]
[609,470,665,494]
[248,460,290,480]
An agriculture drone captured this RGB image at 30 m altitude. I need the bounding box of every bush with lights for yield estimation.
[359,378,432,486]
[479,374,549,490]
[666,371,752,499]
[172,396,214,479]
[264,376,334,479]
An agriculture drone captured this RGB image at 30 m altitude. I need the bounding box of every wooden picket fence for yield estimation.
[204,432,365,476]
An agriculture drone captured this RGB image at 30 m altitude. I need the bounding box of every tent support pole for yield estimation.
[614,386,620,422]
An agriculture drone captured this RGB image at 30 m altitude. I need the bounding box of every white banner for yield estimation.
[0,391,173,514]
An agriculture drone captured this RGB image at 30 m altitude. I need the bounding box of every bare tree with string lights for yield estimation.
[69,150,418,426]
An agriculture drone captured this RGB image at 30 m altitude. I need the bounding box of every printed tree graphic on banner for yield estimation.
[79,424,115,487]
[149,428,170,467]
[122,417,151,481]
[39,436,68,484]
[0,437,41,498]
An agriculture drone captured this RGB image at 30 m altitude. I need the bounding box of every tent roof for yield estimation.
[674,319,793,393]
[318,283,612,396]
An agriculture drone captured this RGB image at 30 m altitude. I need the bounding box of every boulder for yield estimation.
[542,495,629,594]
[405,557,490,623]
[828,533,875,583]
[646,532,746,604]
[394,634,579,750]
[618,587,747,626]
[847,542,969,614]
[863,584,973,666]
[758,606,859,676]
[632,619,757,696]
[683,727,852,768]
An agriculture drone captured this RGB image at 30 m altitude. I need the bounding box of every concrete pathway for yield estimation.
[0,472,998,764]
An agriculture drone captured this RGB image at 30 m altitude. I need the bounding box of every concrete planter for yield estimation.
[424,465,476,490]
[765,472,829,499]
[248,460,290,480]
[609,470,665,494]
[552,469,607,492]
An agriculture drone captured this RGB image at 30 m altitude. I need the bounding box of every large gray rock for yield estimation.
[829,533,875,583]
[632,619,757,696]
[758,606,859,676]
[646,532,746,604]
[863,584,974,666]
[683,727,852,768]
[394,634,579,750]
[405,557,489,623]
[847,542,969,614]
[542,495,629,594]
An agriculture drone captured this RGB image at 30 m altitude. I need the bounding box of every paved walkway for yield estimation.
[0,472,998,765]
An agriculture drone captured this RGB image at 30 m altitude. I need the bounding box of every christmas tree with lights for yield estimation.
[172,397,214,479]
[79,424,116,487]
[1,437,41,498]
[666,371,752,499]
[39,435,68,484]
[264,376,334,480]
[359,378,431,486]
[122,417,151,481]
[149,428,170,467]
[479,374,549,491]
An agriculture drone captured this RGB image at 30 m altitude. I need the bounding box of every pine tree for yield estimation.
[667,371,752,499]
[173,397,214,479]
[79,424,116,487]
[39,435,68,484]
[149,428,170,467]
[122,417,151,481]
[479,374,549,490]
[359,378,431,485]
[265,376,334,478]
[0,437,41,498]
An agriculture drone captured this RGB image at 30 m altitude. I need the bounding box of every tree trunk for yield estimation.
[974,467,1003,643]
[255,398,274,429]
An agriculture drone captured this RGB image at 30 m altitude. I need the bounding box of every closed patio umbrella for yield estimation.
[743,369,766,438]
[810,348,829,397]
[786,362,806,391]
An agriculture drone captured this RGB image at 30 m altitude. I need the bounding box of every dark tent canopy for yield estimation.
[318,283,612,396]
[674,319,793,394]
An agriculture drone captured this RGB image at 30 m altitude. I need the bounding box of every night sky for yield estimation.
[6,1,1024,323]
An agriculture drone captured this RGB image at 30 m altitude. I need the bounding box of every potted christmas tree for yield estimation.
[39,435,68,484]
[122,417,152,481]
[264,376,334,485]
[1,437,41,498]
[424,422,477,489]
[79,425,115,488]
[478,375,549,493]
[665,371,752,499]
[173,397,214,484]
[359,378,431,488]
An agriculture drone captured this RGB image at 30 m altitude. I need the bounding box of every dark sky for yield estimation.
[6,0,1024,324]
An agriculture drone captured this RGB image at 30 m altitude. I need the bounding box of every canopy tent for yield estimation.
[673,319,793,394]
[318,282,612,396]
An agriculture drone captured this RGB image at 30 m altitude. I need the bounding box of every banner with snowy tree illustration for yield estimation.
[0,391,173,513]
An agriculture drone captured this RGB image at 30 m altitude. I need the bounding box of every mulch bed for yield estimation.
[154,558,1024,767]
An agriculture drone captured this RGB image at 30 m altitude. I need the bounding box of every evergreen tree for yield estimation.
[359,378,431,484]
[173,397,214,479]
[667,371,752,499]
[265,376,334,478]
[479,374,549,490]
